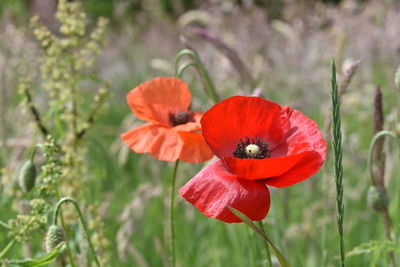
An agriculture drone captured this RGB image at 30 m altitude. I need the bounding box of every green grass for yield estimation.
[1,11,400,267]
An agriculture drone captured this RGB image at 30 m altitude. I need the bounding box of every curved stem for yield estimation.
[53,197,101,267]
[367,130,400,186]
[175,48,219,104]
[55,189,77,267]
[176,61,198,79]
[367,130,399,267]
[175,49,198,73]
[257,221,272,267]
[169,160,180,267]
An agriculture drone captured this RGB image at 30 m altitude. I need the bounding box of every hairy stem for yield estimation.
[169,160,180,267]
[53,197,101,267]
[175,48,219,104]
[55,189,77,267]
[367,130,400,186]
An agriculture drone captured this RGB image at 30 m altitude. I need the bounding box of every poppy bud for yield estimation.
[367,186,389,212]
[45,225,66,254]
[18,160,37,193]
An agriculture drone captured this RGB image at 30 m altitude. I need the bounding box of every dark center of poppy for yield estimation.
[169,111,193,126]
[233,137,271,159]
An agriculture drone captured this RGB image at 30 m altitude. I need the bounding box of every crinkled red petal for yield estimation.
[271,107,326,159]
[179,160,270,223]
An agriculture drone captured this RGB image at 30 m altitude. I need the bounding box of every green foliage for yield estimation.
[7,242,66,266]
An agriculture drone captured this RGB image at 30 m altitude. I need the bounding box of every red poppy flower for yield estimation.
[121,77,213,163]
[179,96,326,223]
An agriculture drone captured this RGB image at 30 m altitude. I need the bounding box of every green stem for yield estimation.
[0,239,15,259]
[30,145,40,162]
[169,160,180,267]
[55,189,77,267]
[330,59,345,267]
[176,61,198,79]
[0,220,11,230]
[367,130,399,267]
[53,197,101,267]
[0,217,36,259]
[175,48,219,104]
[258,221,272,267]
[367,130,400,186]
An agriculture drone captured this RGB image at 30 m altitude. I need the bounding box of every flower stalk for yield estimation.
[175,48,219,104]
[53,197,101,267]
[169,160,180,267]
[367,130,400,267]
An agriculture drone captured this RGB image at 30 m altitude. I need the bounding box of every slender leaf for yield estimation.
[228,207,291,267]
[8,242,66,267]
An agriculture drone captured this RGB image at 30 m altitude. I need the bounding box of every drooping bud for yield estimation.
[18,160,37,193]
[45,225,66,254]
[367,186,389,212]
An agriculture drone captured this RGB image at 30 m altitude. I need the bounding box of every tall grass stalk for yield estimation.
[330,59,345,267]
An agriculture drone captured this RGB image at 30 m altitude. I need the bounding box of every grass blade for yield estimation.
[228,207,290,267]
[8,242,66,266]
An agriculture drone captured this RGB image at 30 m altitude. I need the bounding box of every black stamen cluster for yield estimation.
[233,137,271,159]
[169,111,194,126]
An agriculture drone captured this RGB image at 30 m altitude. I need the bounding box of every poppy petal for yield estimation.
[121,124,183,161]
[264,151,324,187]
[223,151,314,180]
[272,107,327,159]
[127,77,192,126]
[179,160,270,223]
[201,96,290,158]
[178,131,214,163]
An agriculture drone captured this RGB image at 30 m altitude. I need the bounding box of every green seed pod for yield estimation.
[45,225,66,254]
[367,186,389,212]
[18,160,37,193]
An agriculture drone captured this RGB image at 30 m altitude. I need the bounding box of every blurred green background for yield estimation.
[1,0,399,266]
